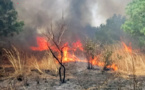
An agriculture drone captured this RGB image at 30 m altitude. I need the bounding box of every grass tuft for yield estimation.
[3,46,25,77]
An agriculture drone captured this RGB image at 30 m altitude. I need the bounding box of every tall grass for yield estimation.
[3,46,25,76]
[3,46,59,78]
[28,55,43,73]
[109,43,145,76]
[27,51,59,74]
[40,51,59,73]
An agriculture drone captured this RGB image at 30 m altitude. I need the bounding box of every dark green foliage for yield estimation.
[96,14,126,44]
[0,0,24,36]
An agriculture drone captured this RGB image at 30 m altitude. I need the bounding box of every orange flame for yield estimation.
[89,56,118,71]
[72,40,84,51]
[122,42,132,53]
[30,37,58,51]
[30,37,48,51]
[106,64,118,71]
[30,37,118,71]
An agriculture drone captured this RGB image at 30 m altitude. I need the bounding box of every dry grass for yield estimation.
[0,66,6,77]
[27,55,43,73]
[2,42,145,78]
[39,51,59,73]
[2,46,59,78]
[108,43,145,76]
[27,51,59,74]
[3,46,25,77]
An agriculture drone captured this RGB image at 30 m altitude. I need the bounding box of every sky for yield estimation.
[91,0,132,26]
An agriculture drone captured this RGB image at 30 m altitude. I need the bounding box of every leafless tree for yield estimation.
[44,18,67,83]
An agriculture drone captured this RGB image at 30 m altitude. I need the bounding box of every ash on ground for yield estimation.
[0,62,145,90]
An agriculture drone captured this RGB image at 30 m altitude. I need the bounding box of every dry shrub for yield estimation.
[109,43,145,76]
[3,46,25,77]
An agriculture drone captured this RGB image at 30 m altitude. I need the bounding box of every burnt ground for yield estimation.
[0,62,145,90]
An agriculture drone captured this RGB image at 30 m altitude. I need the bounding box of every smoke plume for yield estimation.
[9,0,131,49]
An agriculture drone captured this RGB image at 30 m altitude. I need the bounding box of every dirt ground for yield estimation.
[0,62,145,90]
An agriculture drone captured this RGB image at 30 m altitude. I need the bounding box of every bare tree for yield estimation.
[44,18,67,83]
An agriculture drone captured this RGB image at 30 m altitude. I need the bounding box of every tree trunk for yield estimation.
[62,64,66,83]
[59,67,62,82]
[59,64,66,83]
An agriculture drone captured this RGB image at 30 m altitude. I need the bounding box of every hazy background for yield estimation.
[8,0,132,49]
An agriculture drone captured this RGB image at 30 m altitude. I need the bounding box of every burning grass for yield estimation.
[30,36,118,71]
[110,42,145,76]
[1,39,145,81]
[1,41,145,90]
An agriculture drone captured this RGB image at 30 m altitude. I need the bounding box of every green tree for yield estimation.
[0,0,24,36]
[122,0,145,46]
[96,14,126,44]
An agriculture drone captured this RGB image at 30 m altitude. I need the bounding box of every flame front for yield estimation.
[30,37,118,71]
[30,37,48,51]
[72,40,84,51]
[122,42,132,53]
